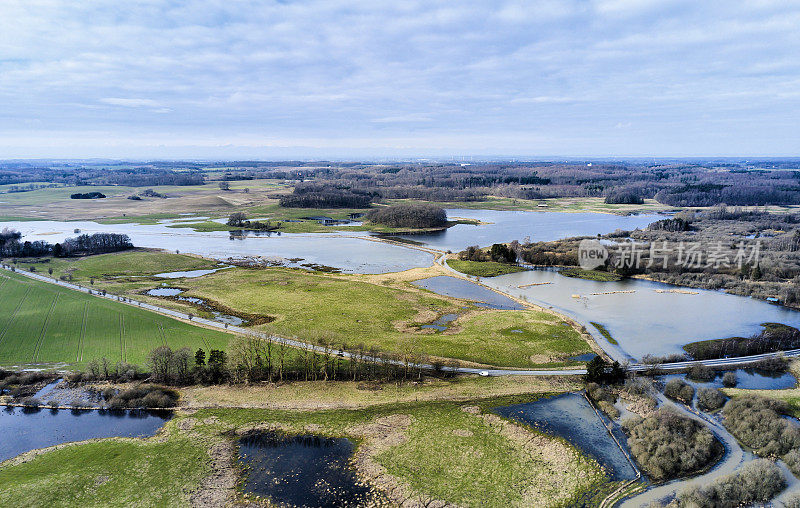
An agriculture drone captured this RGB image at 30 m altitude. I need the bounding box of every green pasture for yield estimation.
[0,270,233,367]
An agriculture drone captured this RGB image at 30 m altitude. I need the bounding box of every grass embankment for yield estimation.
[0,270,233,368]
[0,380,608,507]
[446,259,528,277]
[590,322,618,345]
[0,432,208,507]
[166,267,592,368]
[11,249,218,281]
[181,374,581,410]
[560,268,623,282]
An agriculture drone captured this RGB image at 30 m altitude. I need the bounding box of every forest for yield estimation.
[3,159,800,207]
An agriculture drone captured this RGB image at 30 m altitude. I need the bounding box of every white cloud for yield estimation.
[0,0,798,157]
[100,98,161,108]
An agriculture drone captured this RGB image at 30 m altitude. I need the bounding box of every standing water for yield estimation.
[0,406,170,463]
[238,432,378,507]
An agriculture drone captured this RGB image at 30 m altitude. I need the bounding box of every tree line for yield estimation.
[0,228,133,258]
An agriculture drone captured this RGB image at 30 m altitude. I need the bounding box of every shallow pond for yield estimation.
[495,393,638,481]
[482,268,800,360]
[420,313,459,331]
[397,209,661,252]
[0,406,170,463]
[412,275,524,310]
[238,432,376,507]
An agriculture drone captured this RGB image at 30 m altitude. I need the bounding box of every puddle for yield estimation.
[495,393,638,481]
[238,432,376,507]
[145,288,247,325]
[146,287,183,297]
[569,353,599,362]
[420,313,459,331]
[0,406,170,463]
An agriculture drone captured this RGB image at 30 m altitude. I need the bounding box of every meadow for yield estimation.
[172,266,592,368]
[0,391,607,507]
[5,250,594,369]
[0,270,233,368]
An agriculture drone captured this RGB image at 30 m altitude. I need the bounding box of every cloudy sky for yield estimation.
[1,1,799,159]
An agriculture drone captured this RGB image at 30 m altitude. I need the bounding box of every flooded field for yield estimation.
[495,393,638,481]
[482,268,800,360]
[238,432,377,507]
[661,369,797,391]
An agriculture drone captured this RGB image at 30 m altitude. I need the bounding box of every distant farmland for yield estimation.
[0,271,234,367]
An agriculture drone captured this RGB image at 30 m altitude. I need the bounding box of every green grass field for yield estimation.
[12,250,219,281]
[0,270,234,367]
[168,267,591,367]
[0,435,208,508]
[446,259,528,277]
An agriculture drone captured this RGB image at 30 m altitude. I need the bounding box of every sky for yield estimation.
[0,0,799,159]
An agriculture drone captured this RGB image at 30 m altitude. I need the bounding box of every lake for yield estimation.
[396,209,661,252]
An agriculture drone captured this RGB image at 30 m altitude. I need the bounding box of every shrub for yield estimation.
[586,382,616,404]
[622,377,654,397]
[664,378,695,404]
[105,384,178,409]
[696,388,726,411]
[641,353,688,364]
[722,394,800,457]
[623,408,721,481]
[687,364,715,382]
[18,397,42,408]
[784,448,800,477]
[721,371,737,387]
[70,191,106,199]
[598,400,620,419]
[675,459,785,507]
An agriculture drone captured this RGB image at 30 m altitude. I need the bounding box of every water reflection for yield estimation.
[0,406,170,463]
